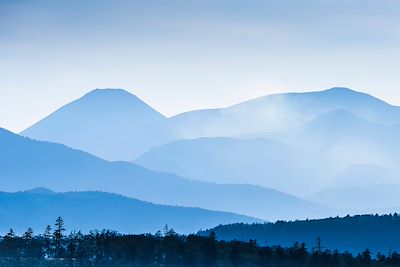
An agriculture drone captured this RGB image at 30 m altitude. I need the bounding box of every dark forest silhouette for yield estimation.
[200,214,400,254]
[1,217,400,267]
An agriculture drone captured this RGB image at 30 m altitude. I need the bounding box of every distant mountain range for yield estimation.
[135,137,331,196]
[8,86,400,219]
[0,128,332,221]
[21,87,400,162]
[168,87,400,138]
[135,111,400,197]
[0,188,260,234]
[275,109,400,168]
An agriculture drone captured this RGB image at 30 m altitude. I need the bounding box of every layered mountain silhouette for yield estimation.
[308,165,400,211]
[328,164,400,188]
[0,189,260,234]
[135,137,331,195]
[14,86,400,215]
[21,87,400,162]
[135,110,400,196]
[169,87,400,138]
[21,89,174,160]
[240,108,400,169]
[309,185,400,211]
[283,109,400,167]
[0,128,332,221]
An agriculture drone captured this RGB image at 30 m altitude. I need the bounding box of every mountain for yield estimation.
[198,214,400,254]
[169,87,400,139]
[306,164,400,211]
[308,164,400,210]
[134,137,333,196]
[242,109,400,167]
[21,89,174,160]
[308,185,400,211]
[279,109,400,168]
[0,189,260,234]
[327,164,400,188]
[0,128,332,221]
[21,87,400,162]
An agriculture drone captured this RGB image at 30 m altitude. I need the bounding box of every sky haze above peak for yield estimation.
[1,0,400,132]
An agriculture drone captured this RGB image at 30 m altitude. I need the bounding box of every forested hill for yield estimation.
[199,214,400,254]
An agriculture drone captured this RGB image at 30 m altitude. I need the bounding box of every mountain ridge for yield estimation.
[21,88,172,160]
[0,188,261,234]
[0,127,333,221]
[134,136,330,195]
[21,87,400,161]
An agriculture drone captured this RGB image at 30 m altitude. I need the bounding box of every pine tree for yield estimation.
[362,249,372,266]
[22,228,34,257]
[204,230,217,266]
[4,228,15,240]
[163,224,169,236]
[53,216,66,257]
[3,229,17,257]
[22,228,34,241]
[43,225,53,258]
[313,236,322,254]
[208,230,217,241]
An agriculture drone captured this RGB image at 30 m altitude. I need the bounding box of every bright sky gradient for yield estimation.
[1,0,400,132]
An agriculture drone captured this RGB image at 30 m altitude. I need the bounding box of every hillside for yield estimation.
[169,87,400,138]
[0,128,332,221]
[199,214,400,254]
[135,137,331,195]
[286,109,400,167]
[239,109,400,170]
[21,89,174,160]
[21,87,400,162]
[0,189,260,234]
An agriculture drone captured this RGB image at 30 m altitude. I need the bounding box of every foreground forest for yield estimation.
[200,214,400,254]
[1,217,400,267]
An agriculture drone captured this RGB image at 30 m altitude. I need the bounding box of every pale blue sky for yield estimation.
[1,0,400,132]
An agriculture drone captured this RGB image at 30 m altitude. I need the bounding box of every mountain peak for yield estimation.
[323,87,355,93]
[86,88,136,96]
[81,88,142,102]
[74,88,166,119]
[21,88,168,161]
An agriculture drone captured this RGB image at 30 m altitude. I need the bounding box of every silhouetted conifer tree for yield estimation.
[53,216,66,257]
[43,225,52,258]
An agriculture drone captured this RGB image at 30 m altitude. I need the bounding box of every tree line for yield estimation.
[200,213,400,254]
[1,217,400,266]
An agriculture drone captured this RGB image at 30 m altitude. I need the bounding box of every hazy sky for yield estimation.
[1,0,400,132]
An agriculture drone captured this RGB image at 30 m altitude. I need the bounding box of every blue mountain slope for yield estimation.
[282,109,400,167]
[0,189,260,234]
[328,164,400,188]
[309,185,400,211]
[21,89,174,160]
[134,137,332,195]
[242,109,400,167]
[169,87,400,138]
[308,164,400,211]
[21,87,400,161]
[0,128,333,221]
